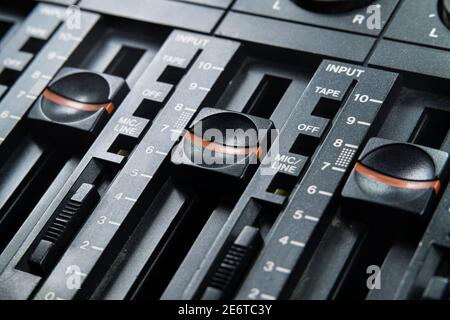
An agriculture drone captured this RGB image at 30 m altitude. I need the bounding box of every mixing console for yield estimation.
[0,0,449,301]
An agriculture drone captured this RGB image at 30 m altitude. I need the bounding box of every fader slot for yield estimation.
[411,245,450,300]
[245,75,292,119]
[366,235,423,300]
[130,187,223,300]
[0,138,70,252]
[18,159,117,277]
[409,108,450,149]
[104,46,146,79]
[0,20,12,41]
[332,225,398,300]
[432,249,450,300]
[95,179,196,299]
[291,213,367,300]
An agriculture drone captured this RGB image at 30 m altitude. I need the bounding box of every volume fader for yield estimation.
[201,226,262,300]
[29,183,99,276]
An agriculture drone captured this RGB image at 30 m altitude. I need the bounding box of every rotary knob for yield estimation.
[41,72,113,123]
[341,138,449,222]
[171,108,274,188]
[180,112,261,170]
[355,144,441,200]
[28,68,127,140]
[292,0,374,13]
[441,0,450,28]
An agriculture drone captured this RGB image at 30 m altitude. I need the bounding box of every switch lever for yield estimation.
[201,226,262,300]
[29,183,99,276]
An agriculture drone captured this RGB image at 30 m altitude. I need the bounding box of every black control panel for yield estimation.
[0,0,449,301]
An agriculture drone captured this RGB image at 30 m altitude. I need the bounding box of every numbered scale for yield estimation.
[0,30,240,300]
[164,60,399,300]
[0,4,99,146]
[34,33,239,300]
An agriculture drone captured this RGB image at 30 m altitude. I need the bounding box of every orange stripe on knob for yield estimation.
[43,89,114,114]
[354,162,440,194]
[184,131,262,158]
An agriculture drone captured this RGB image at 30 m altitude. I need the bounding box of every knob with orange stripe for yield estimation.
[442,0,450,28]
[28,68,127,141]
[171,108,274,189]
[292,0,374,13]
[342,138,448,222]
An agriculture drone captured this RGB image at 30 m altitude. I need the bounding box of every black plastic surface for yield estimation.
[0,0,449,302]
